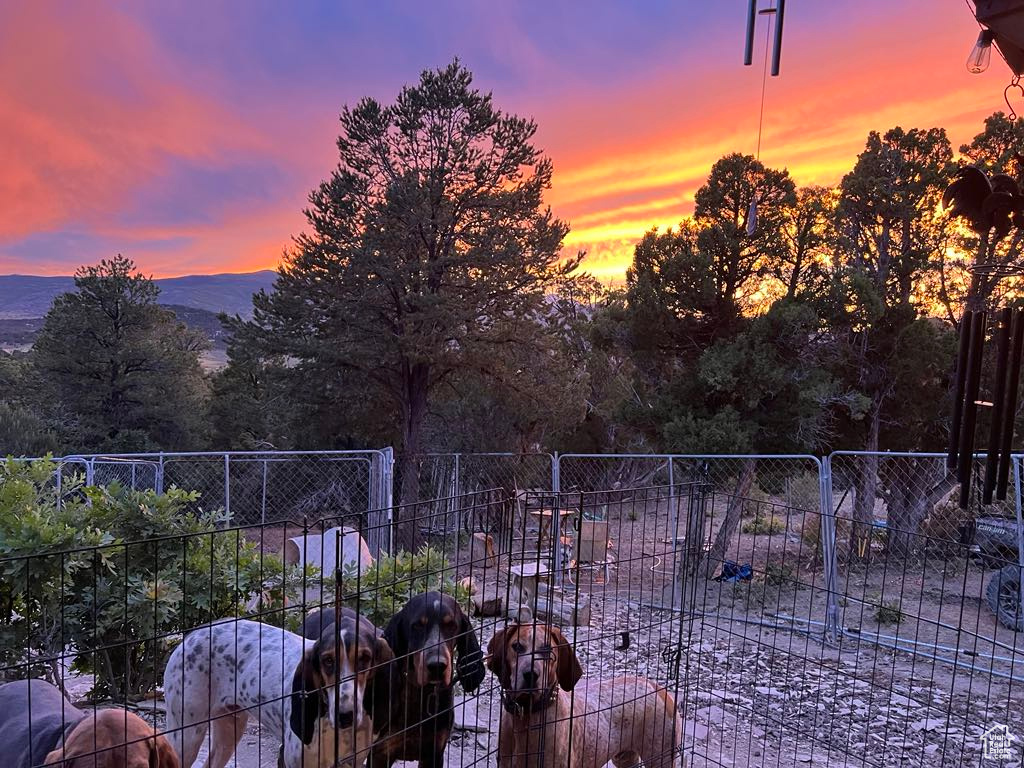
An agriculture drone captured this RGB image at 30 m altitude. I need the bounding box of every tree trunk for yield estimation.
[394,362,430,552]
[887,458,956,557]
[699,459,757,579]
[850,405,881,562]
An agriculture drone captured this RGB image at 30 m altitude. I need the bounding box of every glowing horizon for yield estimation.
[0,2,1013,281]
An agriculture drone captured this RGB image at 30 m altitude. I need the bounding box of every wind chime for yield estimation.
[948,308,1024,508]
[948,2,1024,508]
[742,0,786,236]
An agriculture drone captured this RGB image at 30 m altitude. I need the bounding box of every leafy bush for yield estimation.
[0,458,308,700]
[762,562,795,586]
[742,513,785,535]
[874,599,903,626]
[337,545,469,626]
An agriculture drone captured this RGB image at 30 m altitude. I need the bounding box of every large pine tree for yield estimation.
[232,61,577,548]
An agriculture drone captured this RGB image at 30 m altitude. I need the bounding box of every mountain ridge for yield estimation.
[0,270,276,319]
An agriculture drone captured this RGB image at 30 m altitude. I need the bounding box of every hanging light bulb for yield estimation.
[967,29,995,74]
[746,195,758,237]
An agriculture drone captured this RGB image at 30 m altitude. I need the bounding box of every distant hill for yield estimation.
[0,305,233,370]
[0,270,276,320]
[0,304,228,344]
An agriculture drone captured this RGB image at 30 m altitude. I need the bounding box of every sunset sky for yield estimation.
[0,1,1014,280]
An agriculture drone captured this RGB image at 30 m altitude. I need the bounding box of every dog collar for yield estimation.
[500,685,558,717]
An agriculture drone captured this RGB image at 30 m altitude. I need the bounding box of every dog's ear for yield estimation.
[41,747,65,768]
[455,606,485,693]
[382,610,407,661]
[374,633,394,668]
[150,734,180,768]
[289,646,323,745]
[485,627,511,687]
[549,626,583,692]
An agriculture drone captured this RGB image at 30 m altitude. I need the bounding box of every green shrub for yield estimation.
[0,458,308,700]
[874,599,903,626]
[742,513,785,535]
[337,545,469,627]
[762,562,795,586]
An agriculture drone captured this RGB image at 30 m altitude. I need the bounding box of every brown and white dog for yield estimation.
[487,623,683,768]
[164,614,391,768]
[0,679,178,768]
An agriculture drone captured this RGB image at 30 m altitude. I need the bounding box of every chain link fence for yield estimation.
[826,451,1024,682]
[46,450,390,528]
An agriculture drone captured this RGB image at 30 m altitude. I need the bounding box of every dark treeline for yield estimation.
[3,63,1024,540]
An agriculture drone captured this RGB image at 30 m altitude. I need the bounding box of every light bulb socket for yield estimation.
[978,28,996,47]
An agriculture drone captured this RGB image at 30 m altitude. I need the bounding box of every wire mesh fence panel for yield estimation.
[827,451,1024,665]
[455,453,554,495]
[161,454,229,512]
[557,453,673,494]
[396,454,553,541]
[820,450,1024,766]
[90,456,160,491]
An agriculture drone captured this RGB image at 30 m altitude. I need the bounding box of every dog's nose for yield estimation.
[521,669,539,686]
[427,660,448,680]
[337,710,354,728]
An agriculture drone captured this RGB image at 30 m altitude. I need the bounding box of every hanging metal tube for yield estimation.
[744,0,757,65]
[997,310,1024,499]
[770,0,786,75]
[959,311,987,507]
[949,311,974,470]
[985,307,1013,503]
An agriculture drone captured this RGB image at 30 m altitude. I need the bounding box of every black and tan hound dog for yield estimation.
[306,592,485,768]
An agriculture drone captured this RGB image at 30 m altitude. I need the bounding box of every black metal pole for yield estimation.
[948,311,974,470]
[997,309,1024,500]
[771,0,786,76]
[744,0,757,65]
[959,311,987,508]
[984,307,1013,503]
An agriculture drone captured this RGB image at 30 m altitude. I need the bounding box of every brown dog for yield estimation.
[487,623,683,768]
[0,679,177,768]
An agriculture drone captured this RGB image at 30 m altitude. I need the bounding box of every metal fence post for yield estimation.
[1013,454,1024,633]
[668,457,679,544]
[156,453,164,495]
[224,454,231,520]
[552,452,560,494]
[820,455,840,644]
[261,458,268,525]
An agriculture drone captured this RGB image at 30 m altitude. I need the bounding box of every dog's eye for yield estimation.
[442,615,455,626]
[511,642,526,653]
[535,645,553,658]
[357,651,372,669]
[321,656,335,674]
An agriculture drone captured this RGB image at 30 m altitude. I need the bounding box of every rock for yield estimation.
[471,581,504,616]
[683,720,709,741]
[910,718,946,732]
[453,703,488,732]
[534,594,591,626]
[469,532,498,569]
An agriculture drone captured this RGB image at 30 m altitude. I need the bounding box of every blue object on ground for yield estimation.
[715,560,753,582]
